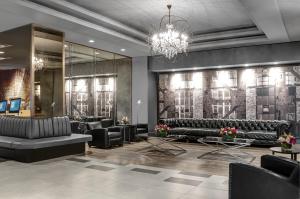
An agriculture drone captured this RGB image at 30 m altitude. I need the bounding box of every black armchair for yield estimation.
[229,155,299,199]
[86,120,123,149]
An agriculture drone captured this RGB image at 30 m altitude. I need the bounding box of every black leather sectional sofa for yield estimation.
[159,118,290,145]
[0,116,92,162]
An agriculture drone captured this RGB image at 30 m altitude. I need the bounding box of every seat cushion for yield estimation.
[11,134,92,149]
[108,131,122,139]
[0,136,25,149]
[244,131,277,140]
[168,128,190,135]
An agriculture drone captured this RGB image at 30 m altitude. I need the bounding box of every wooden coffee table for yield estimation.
[270,147,300,161]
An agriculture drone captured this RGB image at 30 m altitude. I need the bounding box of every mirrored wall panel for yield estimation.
[33,26,64,117]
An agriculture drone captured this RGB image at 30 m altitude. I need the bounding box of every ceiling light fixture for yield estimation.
[89,40,95,43]
[0,51,4,54]
[120,48,126,52]
[149,3,190,60]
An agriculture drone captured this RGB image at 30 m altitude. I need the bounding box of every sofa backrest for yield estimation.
[159,118,290,133]
[0,116,71,139]
[101,119,114,128]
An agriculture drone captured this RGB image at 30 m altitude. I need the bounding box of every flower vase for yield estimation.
[222,135,234,142]
[281,143,292,152]
[158,130,167,137]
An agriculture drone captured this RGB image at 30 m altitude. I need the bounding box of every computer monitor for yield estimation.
[0,100,7,113]
[9,98,21,113]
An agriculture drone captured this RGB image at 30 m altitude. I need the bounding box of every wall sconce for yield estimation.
[216,71,231,87]
[241,69,255,86]
[33,57,45,71]
[171,73,182,90]
[269,67,282,85]
[191,72,202,89]
[75,79,87,92]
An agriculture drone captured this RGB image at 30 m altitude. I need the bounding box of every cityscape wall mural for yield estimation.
[158,65,300,136]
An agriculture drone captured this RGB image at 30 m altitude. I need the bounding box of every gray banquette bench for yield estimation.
[0,116,92,162]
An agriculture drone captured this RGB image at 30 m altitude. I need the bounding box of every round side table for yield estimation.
[270,147,300,161]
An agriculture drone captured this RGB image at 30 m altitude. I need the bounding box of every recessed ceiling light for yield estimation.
[245,64,249,67]
[273,62,279,65]
[89,40,95,43]
[0,51,4,54]
[120,48,126,52]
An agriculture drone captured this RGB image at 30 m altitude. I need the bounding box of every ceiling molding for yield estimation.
[191,27,264,43]
[17,0,148,46]
[45,0,147,39]
[189,35,269,51]
[238,0,290,42]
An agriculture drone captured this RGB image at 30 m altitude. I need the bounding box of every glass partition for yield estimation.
[65,42,131,122]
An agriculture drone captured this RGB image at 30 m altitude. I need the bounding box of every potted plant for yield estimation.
[278,133,296,152]
[155,124,170,137]
[220,127,237,141]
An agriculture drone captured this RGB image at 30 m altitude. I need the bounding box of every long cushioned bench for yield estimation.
[159,118,290,145]
[0,116,92,162]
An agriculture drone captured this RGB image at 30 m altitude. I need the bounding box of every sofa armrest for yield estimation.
[107,126,123,133]
[261,155,297,177]
[276,123,290,137]
[86,128,107,135]
[229,163,299,199]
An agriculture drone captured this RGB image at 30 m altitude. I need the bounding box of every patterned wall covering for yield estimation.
[0,68,30,110]
[159,66,300,136]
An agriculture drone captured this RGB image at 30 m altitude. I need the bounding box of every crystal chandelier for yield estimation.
[150,4,190,59]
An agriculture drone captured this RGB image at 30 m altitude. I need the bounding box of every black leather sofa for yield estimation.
[0,116,92,162]
[159,118,290,145]
[229,155,299,199]
[86,119,123,148]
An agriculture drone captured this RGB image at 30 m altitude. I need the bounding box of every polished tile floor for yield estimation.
[0,155,228,199]
[1,140,298,199]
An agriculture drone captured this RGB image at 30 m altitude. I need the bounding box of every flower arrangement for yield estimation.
[278,133,296,151]
[220,127,237,141]
[155,124,170,137]
[121,116,129,124]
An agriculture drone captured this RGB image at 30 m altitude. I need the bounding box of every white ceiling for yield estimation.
[0,0,300,57]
